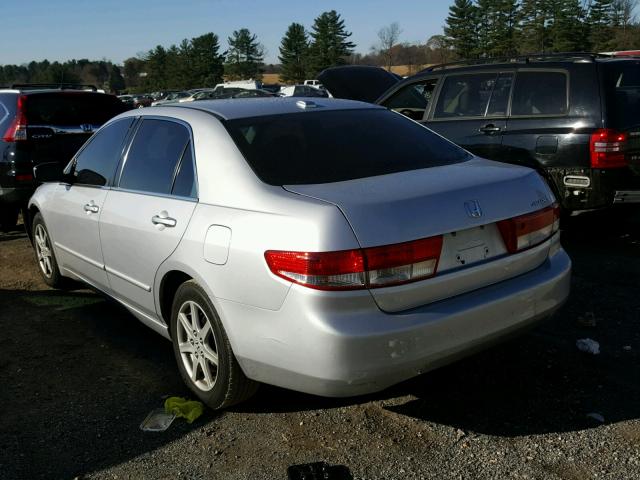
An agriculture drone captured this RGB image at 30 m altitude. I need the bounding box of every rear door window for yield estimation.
[225,108,470,185]
[511,71,568,116]
[71,118,135,187]
[434,73,497,118]
[382,79,438,121]
[602,61,640,130]
[24,92,128,126]
[118,119,190,195]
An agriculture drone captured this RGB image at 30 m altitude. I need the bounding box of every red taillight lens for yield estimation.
[497,204,560,254]
[590,128,627,168]
[15,173,33,182]
[263,249,366,290]
[2,95,28,142]
[264,235,443,291]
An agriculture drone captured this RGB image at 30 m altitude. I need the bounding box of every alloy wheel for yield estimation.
[176,300,219,391]
[34,224,53,278]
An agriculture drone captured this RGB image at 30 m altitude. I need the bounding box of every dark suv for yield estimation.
[320,54,640,213]
[0,84,128,230]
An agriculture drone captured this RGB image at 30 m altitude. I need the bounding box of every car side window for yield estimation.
[72,118,134,187]
[433,73,497,119]
[382,79,438,121]
[119,119,190,195]
[171,143,197,198]
[511,71,568,116]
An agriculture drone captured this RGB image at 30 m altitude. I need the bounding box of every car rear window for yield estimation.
[602,61,640,130]
[225,108,471,185]
[24,92,128,125]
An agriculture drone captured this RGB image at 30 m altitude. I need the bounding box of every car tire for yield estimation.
[31,212,65,288]
[0,206,19,233]
[170,280,259,409]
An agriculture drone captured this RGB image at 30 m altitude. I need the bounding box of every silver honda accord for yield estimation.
[28,98,571,408]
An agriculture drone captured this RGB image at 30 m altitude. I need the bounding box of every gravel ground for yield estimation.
[0,210,639,480]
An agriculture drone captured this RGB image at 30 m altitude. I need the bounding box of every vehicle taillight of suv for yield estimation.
[0,84,129,231]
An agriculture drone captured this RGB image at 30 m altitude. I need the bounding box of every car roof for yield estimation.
[172,97,381,120]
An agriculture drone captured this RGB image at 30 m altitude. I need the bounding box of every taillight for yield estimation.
[590,128,627,168]
[497,204,560,254]
[264,235,443,291]
[15,173,33,182]
[2,95,28,142]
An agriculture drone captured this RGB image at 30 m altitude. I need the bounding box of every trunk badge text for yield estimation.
[80,124,93,133]
[464,200,483,218]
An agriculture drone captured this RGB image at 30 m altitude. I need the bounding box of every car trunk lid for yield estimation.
[284,158,557,312]
[317,65,401,103]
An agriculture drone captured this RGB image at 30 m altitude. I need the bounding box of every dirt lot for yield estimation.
[1,210,639,480]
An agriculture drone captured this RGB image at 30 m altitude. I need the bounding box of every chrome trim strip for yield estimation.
[614,190,640,203]
[105,265,152,292]
[54,242,105,269]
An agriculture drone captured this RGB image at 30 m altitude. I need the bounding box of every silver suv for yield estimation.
[28,98,571,409]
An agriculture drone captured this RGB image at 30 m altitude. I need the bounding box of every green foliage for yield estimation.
[307,10,356,76]
[444,0,479,58]
[279,23,309,83]
[225,28,264,80]
[444,0,640,58]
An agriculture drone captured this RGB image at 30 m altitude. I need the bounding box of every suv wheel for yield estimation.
[170,280,259,409]
[32,213,65,288]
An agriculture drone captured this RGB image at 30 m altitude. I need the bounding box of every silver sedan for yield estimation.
[28,98,571,408]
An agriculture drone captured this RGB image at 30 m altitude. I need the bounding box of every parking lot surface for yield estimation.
[1,211,639,480]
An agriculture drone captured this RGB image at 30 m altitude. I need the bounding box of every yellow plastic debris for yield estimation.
[164,397,204,424]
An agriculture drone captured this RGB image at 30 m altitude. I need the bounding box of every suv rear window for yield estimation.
[225,109,470,185]
[24,92,127,125]
[602,61,640,130]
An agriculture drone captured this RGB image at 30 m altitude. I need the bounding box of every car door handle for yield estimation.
[479,124,501,134]
[83,203,99,214]
[152,215,177,228]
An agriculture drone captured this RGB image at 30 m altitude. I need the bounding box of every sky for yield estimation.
[0,0,452,66]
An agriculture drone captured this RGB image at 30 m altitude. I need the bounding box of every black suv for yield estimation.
[319,54,640,213]
[0,84,128,230]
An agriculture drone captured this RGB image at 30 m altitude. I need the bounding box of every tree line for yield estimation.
[3,3,640,94]
[0,10,355,93]
[444,0,640,59]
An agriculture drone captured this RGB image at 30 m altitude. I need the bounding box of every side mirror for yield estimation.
[33,162,74,184]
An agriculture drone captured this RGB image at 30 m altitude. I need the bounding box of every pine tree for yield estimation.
[279,23,309,83]
[225,29,264,80]
[476,0,502,57]
[588,0,615,51]
[489,0,520,56]
[547,0,586,52]
[307,10,356,76]
[190,33,225,87]
[108,64,125,93]
[444,0,479,58]
[518,0,550,53]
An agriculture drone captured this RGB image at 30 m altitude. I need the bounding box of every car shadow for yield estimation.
[0,288,214,480]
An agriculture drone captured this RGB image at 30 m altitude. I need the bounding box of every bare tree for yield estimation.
[377,22,402,71]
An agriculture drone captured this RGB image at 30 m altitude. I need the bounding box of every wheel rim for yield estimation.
[177,300,219,391]
[34,224,53,278]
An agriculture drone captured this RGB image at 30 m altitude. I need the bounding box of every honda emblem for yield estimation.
[464,200,483,218]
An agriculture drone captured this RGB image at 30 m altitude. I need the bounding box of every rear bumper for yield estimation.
[222,247,571,397]
[550,166,640,211]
